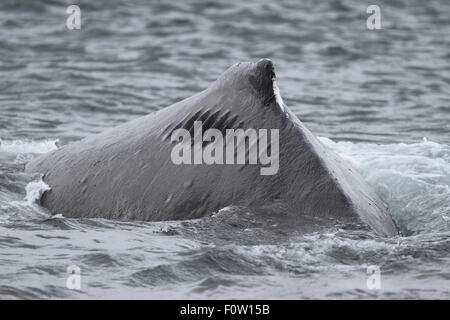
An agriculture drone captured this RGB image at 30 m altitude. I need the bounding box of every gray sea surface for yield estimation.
[0,0,449,299]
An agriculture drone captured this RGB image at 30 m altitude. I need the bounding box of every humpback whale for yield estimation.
[25,59,399,237]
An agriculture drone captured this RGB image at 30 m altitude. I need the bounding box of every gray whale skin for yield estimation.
[26,59,399,237]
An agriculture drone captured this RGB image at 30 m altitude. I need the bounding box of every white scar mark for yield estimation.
[273,80,285,112]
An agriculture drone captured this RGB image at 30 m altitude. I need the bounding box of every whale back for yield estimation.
[26,59,398,237]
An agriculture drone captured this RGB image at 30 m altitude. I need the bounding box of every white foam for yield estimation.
[319,137,450,235]
[0,139,58,155]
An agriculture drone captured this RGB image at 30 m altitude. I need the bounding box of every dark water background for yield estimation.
[0,0,449,299]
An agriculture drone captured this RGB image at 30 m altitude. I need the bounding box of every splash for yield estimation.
[25,178,51,205]
[0,178,52,223]
[319,137,450,235]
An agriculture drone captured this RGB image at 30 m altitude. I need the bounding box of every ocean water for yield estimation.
[0,0,449,299]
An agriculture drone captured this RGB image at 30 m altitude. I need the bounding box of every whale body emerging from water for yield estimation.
[26,59,399,237]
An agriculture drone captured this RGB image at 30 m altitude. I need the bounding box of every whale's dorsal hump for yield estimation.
[212,59,283,109]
